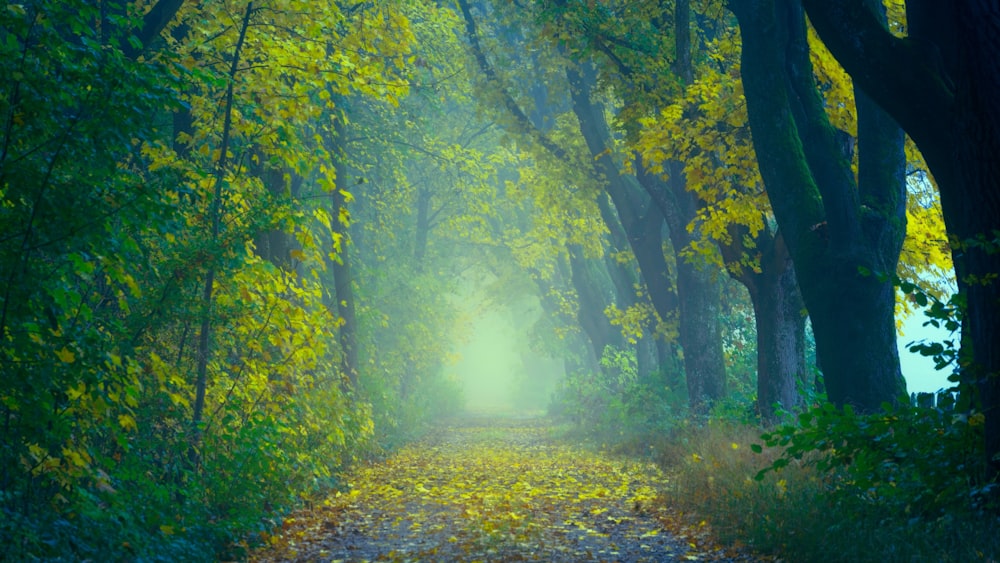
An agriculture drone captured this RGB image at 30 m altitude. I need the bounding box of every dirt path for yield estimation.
[249,416,759,562]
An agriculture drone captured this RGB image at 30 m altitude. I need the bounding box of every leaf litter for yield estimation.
[249,416,766,562]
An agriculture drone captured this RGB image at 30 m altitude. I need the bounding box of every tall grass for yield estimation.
[654,418,1000,562]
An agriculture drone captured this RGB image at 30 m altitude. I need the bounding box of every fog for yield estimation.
[445,275,564,415]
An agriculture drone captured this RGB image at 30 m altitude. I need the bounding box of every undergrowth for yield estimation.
[651,406,1000,562]
[548,280,999,561]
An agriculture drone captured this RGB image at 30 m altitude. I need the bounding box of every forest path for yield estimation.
[248,416,757,562]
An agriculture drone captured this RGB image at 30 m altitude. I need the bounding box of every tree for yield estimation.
[637,3,808,422]
[799,0,1000,480]
[731,0,908,413]
[533,0,805,419]
[0,0,460,556]
[460,0,733,410]
[456,0,675,386]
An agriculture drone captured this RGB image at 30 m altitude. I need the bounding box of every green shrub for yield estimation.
[659,404,1000,562]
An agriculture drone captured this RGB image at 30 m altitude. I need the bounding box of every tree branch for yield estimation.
[799,0,953,150]
[456,0,571,163]
[123,0,187,59]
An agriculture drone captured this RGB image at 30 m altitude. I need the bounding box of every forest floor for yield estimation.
[248,415,767,562]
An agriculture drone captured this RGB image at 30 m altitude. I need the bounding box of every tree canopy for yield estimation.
[1,0,996,558]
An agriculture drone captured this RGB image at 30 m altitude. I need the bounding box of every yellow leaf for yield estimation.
[118,414,137,432]
[67,382,86,401]
[55,347,75,363]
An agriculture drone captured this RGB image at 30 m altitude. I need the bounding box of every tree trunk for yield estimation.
[564,63,732,409]
[191,1,253,451]
[414,186,431,267]
[251,150,298,270]
[544,261,603,374]
[732,0,906,414]
[953,0,1000,482]
[324,114,360,391]
[746,231,806,423]
[799,0,1000,480]
[567,245,623,363]
[662,163,728,410]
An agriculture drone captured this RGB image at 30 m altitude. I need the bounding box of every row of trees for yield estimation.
[1,0,997,557]
[452,0,997,478]
[0,0,523,557]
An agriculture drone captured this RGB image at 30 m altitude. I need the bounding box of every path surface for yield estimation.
[249,416,759,562]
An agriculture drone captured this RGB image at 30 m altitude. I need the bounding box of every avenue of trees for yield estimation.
[0,0,996,558]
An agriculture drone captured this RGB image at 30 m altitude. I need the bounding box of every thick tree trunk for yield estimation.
[732,0,906,414]
[675,257,726,408]
[805,257,902,411]
[661,164,728,410]
[800,0,1000,481]
[746,232,806,422]
[954,0,1000,481]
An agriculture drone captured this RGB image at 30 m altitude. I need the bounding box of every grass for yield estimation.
[651,419,1000,562]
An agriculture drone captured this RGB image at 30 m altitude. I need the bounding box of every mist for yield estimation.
[445,274,563,415]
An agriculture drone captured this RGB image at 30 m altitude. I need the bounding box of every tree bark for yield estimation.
[731,0,907,414]
[122,0,188,59]
[953,0,1000,482]
[748,231,806,422]
[329,125,360,392]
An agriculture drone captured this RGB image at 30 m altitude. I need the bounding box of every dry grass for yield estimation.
[651,420,1000,562]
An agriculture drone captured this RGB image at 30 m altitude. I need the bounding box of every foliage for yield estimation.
[661,417,999,562]
[751,278,991,520]
[658,276,994,560]
[0,0,988,559]
[755,401,991,511]
[0,0,468,558]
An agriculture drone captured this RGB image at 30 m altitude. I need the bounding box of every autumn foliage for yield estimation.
[2,0,998,561]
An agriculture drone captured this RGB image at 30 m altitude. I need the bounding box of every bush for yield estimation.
[659,405,1000,562]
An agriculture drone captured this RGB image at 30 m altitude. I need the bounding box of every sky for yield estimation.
[898,311,956,395]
